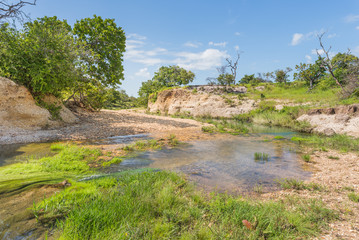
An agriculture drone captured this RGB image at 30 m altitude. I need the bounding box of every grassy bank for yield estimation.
[37,170,337,239]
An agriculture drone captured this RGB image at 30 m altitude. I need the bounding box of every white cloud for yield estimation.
[135,68,151,78]
[345,14,359,22]
[184,41,202,48]
[208,41,227,47]
[291,33,304,46]
[305,55,312,63]
[327,33,337,38]
[174,49,229,71]
[127,33,147,40]
[234,32,241,36]
[356,26,359,30]
[125,34,168,66]
[234,45,240,51]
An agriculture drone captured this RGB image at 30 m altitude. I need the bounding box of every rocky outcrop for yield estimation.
[297,104,359,137]
[0,77,78,131]
[186,85,247,94]
[148,88,256,118]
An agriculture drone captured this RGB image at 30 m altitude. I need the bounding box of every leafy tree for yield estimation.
[240,74,256,84]
[0,17,80,96]
[274,67,292,84]
[73,15,126,87]
[294,58,326,90]
[152,65,195,87]
[0,15,126,110]
[217,73,235,85]
[138,65,195,105]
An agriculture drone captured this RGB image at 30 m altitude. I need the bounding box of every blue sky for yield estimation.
[23,0,359,96]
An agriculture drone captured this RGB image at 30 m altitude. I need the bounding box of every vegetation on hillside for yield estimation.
[0,15,126,110]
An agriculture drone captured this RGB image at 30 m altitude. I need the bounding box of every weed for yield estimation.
[302,154,311,162]
[348,192,359,203]
[276,179,325,191]
[343,186,355,192]
[253,184,263,194]
[254,152,269,162]
[168,134,179,147]
[328,155,340,160]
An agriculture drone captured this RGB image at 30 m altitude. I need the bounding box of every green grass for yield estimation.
[291,134,359,152]
[254,152,270,162]
[276,179,325,192]
[35,170,337,240]
[0,144,117,195]
[348,192,359,203]
[201,119,249,135]
[123,139,164,152]
[302,154,311,162]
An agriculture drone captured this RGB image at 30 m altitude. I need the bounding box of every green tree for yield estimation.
[138,65,195,105]
[274,67,292,84]
[0,17,80,96]
[217,73,235,85]
[152,65,195,87]
[294,59,326,90]
[240,74,256,84]
[73,15,126,87]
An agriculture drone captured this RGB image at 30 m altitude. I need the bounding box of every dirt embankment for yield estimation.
[148,88,257,118]
[0,77,78,132]
[297,104,359,137]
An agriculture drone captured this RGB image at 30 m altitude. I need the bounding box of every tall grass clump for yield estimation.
[36,170,337,239]
[254,152,269,162]
[291,134,359,152]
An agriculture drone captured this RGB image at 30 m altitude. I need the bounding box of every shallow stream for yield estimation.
[0,126,310,193]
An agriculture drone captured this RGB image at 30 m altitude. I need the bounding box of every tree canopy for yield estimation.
[0,15,126,109]
[138,65,195,105]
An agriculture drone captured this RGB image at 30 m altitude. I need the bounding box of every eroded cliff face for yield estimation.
[297,104,359,137]
[148,88,257,118]
[0,77,78,131]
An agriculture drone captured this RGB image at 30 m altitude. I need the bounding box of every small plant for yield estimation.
[348,192,359,203]
[102,157,123,167]
[168,134,179,147]
[253,184,263,194]
[276,179,325,191]
[274,136,284,140]
[254,152,269,162]
[202,126,215,133]
[302,154,311,162]
[50,143,65,151]
[343,186,355,192]
[328,155,340,160]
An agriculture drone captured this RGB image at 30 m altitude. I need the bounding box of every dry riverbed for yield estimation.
[1,109,359,239]
[0,109,212,145]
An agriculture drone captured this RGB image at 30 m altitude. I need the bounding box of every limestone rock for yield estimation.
[148,88,256,118]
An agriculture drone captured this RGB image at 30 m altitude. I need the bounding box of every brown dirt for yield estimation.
[0,109,216,144]
[262,149,359,239]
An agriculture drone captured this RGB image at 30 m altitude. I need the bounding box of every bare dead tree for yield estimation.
[316,32,344,90]
[0,0,36,21]
[225,51,240,84]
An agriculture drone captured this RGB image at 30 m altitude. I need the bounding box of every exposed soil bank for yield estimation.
[0,77,78,132]
[297,104,359,137]
[148,88,257,118]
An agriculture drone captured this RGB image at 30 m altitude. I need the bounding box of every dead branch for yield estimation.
[0,0,36,21]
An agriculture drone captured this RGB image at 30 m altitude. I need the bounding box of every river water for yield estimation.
[0,126,310,193]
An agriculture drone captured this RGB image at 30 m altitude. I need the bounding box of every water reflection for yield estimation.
[116,133,310,193]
